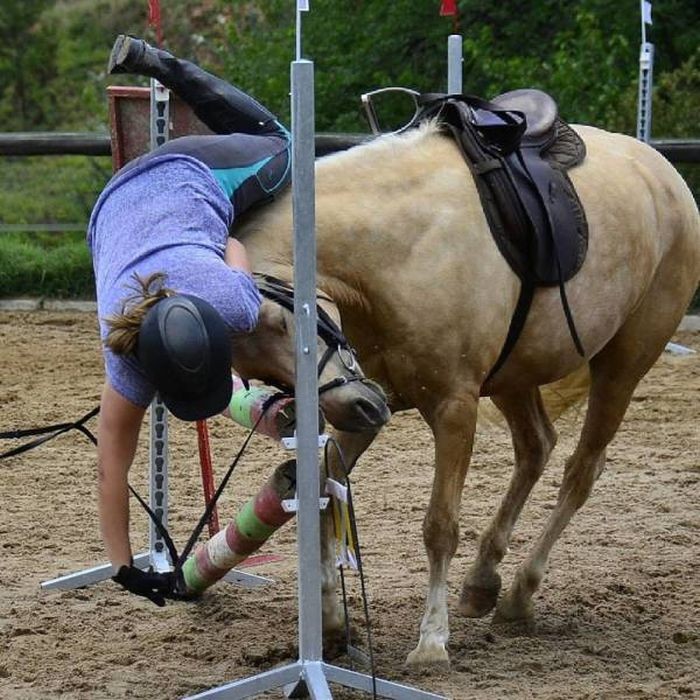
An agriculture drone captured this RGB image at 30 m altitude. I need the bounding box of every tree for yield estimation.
[214,0,700,134]
[0,0,57,129]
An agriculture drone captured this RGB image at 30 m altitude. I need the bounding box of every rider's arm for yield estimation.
[97,382,146,571]
[225,237,252,274]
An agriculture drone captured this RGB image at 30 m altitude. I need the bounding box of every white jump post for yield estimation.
[40,81,174,590]
[41,78,270,593]
[636,2,689,356]
[636,0,654,143]
[184,3,445,698]
[148,81,173,574]
[447,34,463,94]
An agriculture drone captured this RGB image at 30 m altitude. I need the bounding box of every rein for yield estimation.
[156,403,278,593]
[0,407,99,460]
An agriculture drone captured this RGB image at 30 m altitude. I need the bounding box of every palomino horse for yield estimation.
[233,120,700,667]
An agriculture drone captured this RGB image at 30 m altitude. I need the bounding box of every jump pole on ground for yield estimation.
[184,4,444,698]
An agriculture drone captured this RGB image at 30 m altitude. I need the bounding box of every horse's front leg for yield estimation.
[461,387,557,617]
[407,393,478,667]
[320,427,381,654]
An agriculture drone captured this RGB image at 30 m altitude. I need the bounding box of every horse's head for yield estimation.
[230,275,390,432]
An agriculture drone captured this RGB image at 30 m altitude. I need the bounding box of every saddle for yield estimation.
[415,89,588,378]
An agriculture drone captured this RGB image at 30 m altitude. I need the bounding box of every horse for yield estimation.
[229,118,700,667]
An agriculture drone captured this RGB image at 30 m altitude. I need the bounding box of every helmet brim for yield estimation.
[161,371,232,421]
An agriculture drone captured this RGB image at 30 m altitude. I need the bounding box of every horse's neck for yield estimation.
[242,197,369,307]
[241,126,454,303]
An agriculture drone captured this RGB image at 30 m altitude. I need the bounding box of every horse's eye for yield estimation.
[279,312,289,334]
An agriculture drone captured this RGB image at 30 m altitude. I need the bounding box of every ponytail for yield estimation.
[104,272,176,355]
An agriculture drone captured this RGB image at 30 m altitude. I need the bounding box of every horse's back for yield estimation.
[573,125,700,256]
[564,125,700,303]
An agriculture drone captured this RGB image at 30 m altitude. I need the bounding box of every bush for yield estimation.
[0,232,95,298]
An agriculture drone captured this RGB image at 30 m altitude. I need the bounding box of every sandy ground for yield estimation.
[0,310,698,700]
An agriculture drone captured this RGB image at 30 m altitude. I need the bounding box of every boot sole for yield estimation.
[107,35,134,75]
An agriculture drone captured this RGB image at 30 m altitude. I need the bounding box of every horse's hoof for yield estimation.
[459,569,501,618]
[322,629,348,660]
[493,594,535,625]
[405,644,450,669]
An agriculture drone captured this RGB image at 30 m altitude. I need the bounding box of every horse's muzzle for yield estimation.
[320,379,390,432]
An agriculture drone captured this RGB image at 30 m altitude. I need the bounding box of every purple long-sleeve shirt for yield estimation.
[87,153,261,408]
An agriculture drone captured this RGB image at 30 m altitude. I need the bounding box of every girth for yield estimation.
[415,89,589,379]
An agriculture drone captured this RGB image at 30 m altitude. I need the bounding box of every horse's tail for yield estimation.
[477,364,591,428]
[538,364,591,421]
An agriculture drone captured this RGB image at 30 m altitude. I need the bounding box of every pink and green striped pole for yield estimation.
[183,460,297,594]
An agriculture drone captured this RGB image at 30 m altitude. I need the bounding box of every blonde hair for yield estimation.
[104,272,176,355]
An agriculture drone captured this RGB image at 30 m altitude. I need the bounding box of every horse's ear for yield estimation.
[256,297,290,336]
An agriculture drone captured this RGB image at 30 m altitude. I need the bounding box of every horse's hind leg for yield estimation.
[495,298,682,622]
[460,387,556,618]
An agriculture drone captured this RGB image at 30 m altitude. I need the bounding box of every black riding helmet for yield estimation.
[137,295,233,421]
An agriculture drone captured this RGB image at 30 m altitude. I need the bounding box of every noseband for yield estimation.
[255,274,365,395]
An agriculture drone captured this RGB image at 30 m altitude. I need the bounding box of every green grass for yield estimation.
[0,155,109,298]
[0,231,95,298]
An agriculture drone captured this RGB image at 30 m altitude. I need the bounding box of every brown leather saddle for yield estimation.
[415,89,588,378]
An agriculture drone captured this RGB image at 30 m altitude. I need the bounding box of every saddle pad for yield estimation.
[508,118,588,285]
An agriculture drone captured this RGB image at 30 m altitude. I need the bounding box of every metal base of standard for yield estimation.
[40,552,272,591]
[185,660,445,700]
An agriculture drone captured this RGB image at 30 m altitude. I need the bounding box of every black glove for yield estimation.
[162,567,199,602]
[112,563,174,607]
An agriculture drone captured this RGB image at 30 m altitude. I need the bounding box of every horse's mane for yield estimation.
[317,119,443,171]
[237,120,446,309]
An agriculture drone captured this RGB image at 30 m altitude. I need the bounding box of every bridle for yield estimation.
[254,273,366,395]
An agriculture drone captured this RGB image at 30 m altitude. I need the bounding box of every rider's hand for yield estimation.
[162,567,200,602]
[112,563,174,607]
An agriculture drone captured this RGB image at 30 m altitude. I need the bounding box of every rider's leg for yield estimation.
[108,35,282,136]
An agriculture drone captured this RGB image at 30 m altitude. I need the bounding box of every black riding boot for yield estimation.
[107,35,277,135]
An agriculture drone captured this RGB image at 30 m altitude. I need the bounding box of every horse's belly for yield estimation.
[503,267,655,385]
